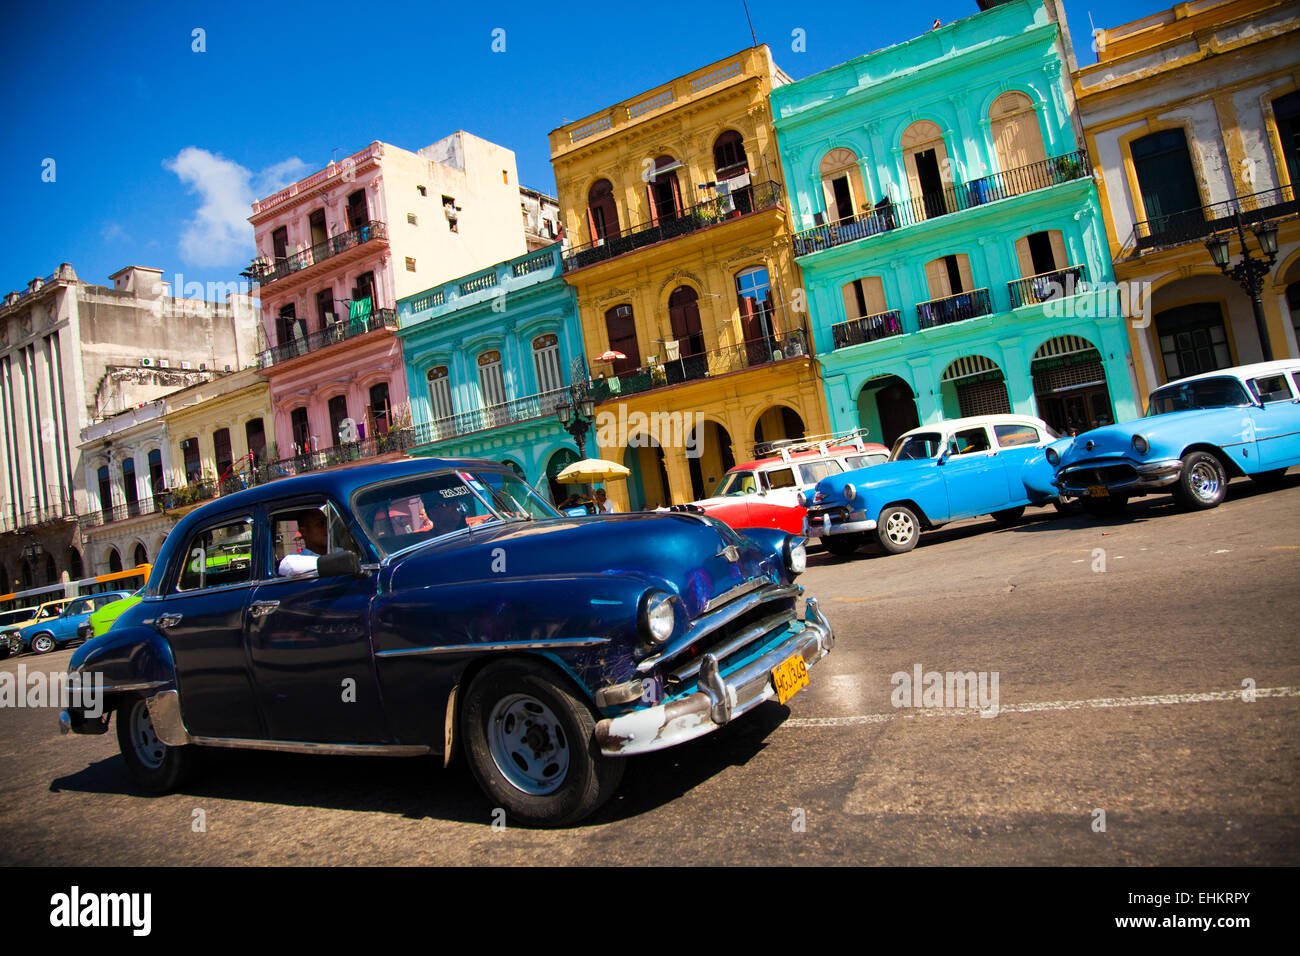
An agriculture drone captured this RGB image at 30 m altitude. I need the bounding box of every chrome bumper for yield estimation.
[803,512,876,538]
[594,598,834,757]
[1056,458,1182,496]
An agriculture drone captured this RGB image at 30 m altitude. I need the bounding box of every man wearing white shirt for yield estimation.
[278,508,329,576]
[594,488,615,514]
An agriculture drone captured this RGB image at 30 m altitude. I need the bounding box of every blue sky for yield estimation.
[1,0,1140,300]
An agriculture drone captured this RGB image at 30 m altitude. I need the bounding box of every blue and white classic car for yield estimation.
[801,414,1065,555]
[61,458,831,827]
[1052,360,1300,515]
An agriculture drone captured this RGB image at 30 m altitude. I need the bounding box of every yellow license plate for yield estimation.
[772,653,809,705]
[1088,485,1109,498]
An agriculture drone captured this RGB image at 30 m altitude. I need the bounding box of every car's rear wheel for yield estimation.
[876,505,920,554]
[30,632,55,655]
[991,506,1025,525]
[822,533,865,556]
[115,697,197,793]
[1082,495,1128,517]
[1171,451,1227,510]
[462,660,623,828]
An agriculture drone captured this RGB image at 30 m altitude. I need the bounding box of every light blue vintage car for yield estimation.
[801,414,1065,555]
[1052,360,1300,516]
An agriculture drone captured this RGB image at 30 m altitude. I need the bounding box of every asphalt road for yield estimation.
[2,477,1297,865]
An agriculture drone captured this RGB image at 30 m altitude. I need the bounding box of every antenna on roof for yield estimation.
[743,0,757,47]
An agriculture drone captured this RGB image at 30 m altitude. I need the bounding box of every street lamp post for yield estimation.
[554,389,597,458]
[1205,212,1279,363]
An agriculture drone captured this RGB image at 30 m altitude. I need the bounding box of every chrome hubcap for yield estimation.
[32,635,53,653]
[487,694,569,796]
[886,512,915,545]
[1189,461,1222,501]
[130,700,166,769]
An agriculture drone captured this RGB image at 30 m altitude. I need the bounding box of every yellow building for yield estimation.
[1076,0,1300,401]
[549,46,831,509]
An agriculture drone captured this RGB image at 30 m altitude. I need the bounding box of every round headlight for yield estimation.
[640,590,676,645]
[1046,447,1060,466]
[1132,434,1149,455]
[797,490,810,509]
[785,538,807,575]
[844,483,857,501]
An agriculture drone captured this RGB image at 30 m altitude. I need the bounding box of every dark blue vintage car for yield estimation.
[61,458,831,826]
[1052,360,1300,515]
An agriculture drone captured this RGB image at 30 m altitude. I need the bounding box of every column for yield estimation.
[911,357,943,422]
[997,338,1036,416]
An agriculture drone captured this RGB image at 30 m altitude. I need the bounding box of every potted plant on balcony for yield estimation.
[1053,155,1085,180]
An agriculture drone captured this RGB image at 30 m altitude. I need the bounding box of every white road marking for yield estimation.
[784,686,1300,728]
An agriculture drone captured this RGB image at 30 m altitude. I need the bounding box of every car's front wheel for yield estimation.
[29,632,55,655]
[822,533,865,556]
[876,505,920,554]
[115,697,197,793]
[462,660,624,828]
[1171,451,1227,510]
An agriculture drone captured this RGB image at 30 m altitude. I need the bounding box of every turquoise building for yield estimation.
[396,243,587,500]
[771,0,1139,446]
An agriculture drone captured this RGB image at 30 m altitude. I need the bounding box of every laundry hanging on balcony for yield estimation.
[348,296,373,333]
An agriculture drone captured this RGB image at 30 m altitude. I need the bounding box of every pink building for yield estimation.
[248,132,535,465]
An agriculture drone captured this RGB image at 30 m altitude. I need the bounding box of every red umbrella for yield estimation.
[594,350,626,362]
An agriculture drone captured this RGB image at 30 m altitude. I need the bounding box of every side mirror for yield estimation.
[938,448,952,466]
[316,549,363,578]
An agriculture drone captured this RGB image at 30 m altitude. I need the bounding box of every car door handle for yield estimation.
[249,600,280,619]
[155,613,182,630]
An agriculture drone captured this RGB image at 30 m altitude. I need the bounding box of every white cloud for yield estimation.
[163,148,309,268]
[101,222,132,245]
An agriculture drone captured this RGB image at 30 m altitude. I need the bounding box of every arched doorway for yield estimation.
[545,448,580,505]
[43,553,57,586]
[857,376,920,447]
[753,406,806,455]
[623,438,671,511]
[901,120,951,220]
[133,542,149,567]
[940,356,1011,417]
[1031,335,1114,434]
[647,155,683,225]
[667,286,707,382]
[108,548,123,574]
[990,91,1046,194]
[586,179,619,243]
[66,547,83,581]
[687,420,736,500]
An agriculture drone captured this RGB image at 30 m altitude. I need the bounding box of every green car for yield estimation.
[76,591,143,645]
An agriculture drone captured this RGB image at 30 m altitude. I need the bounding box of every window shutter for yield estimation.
[1015,237,1036,278]
[1048,230,1068,271]
[925,258,952,299]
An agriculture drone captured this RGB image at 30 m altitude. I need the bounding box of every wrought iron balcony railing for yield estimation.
[250,220,387,286]
[589,328,809,401]
[246,428,416,486]
[259,308,398,368]
[916,288,993,330]
[1008,264,1089,309]
[793,150,1092,256]
[831,310,904,350]
[0,504,77,535]
[563,181,783,272]
[412,388,568,446]
[1123,186,1298,256]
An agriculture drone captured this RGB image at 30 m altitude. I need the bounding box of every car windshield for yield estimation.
[1148,377,1252,415]
[715,471,759,496]
[890,432,944,461]
[354,468,560,557]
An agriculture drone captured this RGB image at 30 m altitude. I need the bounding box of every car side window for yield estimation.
[176,517,255,592]
[951,427,992,454]
[64,599,93,617]
[767,467,798,490]
[994,424,1040,447]
[1251,374,1294,403]
[798,461,839,484]
[271,501,359,577]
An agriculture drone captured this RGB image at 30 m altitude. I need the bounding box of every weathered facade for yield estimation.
[0,264,260,589]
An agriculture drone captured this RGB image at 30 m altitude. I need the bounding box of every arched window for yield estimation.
[96,464,111,519]
[646,155,683,225]
[714,131,748,176]
[819,148,867,224]
[426,366,454,428]
[133,542,149,567]
[990,91,1046,185]
[66,547,83,581]
[587,179,619,242]
[735,267,776,366]
[901,120,951,220]
[121,457,138,516]
[477,351,507,413]
[604,305,640,375]
[108,548,123,574]
[667,287,705,357]
[532,334,563,395]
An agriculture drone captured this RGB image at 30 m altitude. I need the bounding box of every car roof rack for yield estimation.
[753,427,872,461]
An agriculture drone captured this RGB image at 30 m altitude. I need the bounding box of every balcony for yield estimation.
[917,288,993,330]
[1123,186,1298,256]
[248,220,388,288]
[0,504,77,535]
[831,310,904,350]
[793,150,1092,257]
[562,181,782,273]
[78,496,168,530]
[248,428,416,484]
[1008,264,1089,309]
[589,328,808,401]
[259,308,398,369]
[413,388,568,446]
